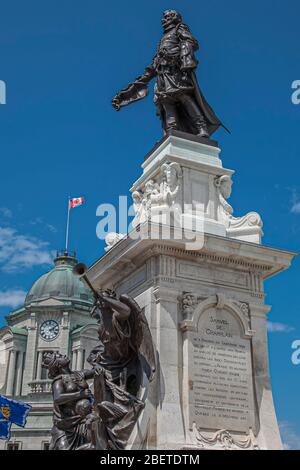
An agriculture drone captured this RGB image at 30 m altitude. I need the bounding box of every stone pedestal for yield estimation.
[131,131,263,244]
[89,133,296,450]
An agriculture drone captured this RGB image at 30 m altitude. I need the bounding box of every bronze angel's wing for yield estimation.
[119,294,156,381]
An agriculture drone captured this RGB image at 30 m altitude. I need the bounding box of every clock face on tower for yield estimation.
[40,320,59,341]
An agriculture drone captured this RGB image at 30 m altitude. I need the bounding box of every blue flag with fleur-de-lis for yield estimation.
[0,395,32,440]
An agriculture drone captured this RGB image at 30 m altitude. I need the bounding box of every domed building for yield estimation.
[0,252,99,450]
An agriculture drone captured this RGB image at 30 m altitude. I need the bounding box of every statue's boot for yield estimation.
[194,117,209,138]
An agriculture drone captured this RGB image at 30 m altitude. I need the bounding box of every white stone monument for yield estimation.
[92,131,296,450]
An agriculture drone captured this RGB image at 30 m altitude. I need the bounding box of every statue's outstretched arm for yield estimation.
[112,61,156,111]
[102,294,131,321]
[139,63,157,83]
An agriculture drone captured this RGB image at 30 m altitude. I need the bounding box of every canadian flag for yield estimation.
[69,197,84,209]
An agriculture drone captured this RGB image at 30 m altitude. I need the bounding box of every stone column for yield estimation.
[60,312,70,356]
[72,350,77,370]
[249,302,283,450]
[15,351,24,396]
[71,350,77,370]
[6,350,16,396]
[77,349,84,370]
[153,285,186,449]
[22,312,38,395]
[36,351,43,380]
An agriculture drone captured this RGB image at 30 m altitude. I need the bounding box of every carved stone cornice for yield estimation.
[139,244,273,273]
[88,228,296,289]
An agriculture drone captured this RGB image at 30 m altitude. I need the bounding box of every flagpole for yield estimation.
[65,196,71,254]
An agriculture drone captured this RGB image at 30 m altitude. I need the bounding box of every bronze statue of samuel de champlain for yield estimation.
[112,10,228,138]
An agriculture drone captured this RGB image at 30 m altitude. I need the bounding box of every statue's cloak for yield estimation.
[156,71,227,136]
[112,71,228,137]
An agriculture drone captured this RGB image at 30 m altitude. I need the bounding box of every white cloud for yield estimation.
[46,224,58,233]
[280,422,300,450]
[0,207,12,218]
[267,321,294,333]
[0,289,27,308]
[30,217,58,233]
[291,202,300,214]
[290,187,300,214]
[0,226,53,272]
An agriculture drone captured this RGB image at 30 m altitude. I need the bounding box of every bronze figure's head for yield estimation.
[42,351,70,379]
[162,10,182,31]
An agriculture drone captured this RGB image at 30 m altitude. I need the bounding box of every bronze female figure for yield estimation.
[42,352,96,450]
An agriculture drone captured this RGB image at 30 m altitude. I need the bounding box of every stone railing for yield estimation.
[28,379,52,394]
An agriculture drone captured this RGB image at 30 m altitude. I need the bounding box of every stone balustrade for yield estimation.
[28,379,52,394]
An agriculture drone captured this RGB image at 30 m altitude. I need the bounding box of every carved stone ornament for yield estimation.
[193,425,259,450]
[214,175,233,223]
[104,232,125,252]
[132,162,182,227]
[182,293,198,317]
[214,175,263,240]
[233,300,251,326]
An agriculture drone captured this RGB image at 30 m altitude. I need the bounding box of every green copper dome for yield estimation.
[25,253,94,306]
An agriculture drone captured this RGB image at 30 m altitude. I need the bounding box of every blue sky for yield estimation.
[0,0,299,448]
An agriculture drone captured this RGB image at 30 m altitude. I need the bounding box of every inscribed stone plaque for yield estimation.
[189,307,255,433]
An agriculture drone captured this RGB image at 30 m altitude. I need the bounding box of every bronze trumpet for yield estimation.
[73,263,100,300]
